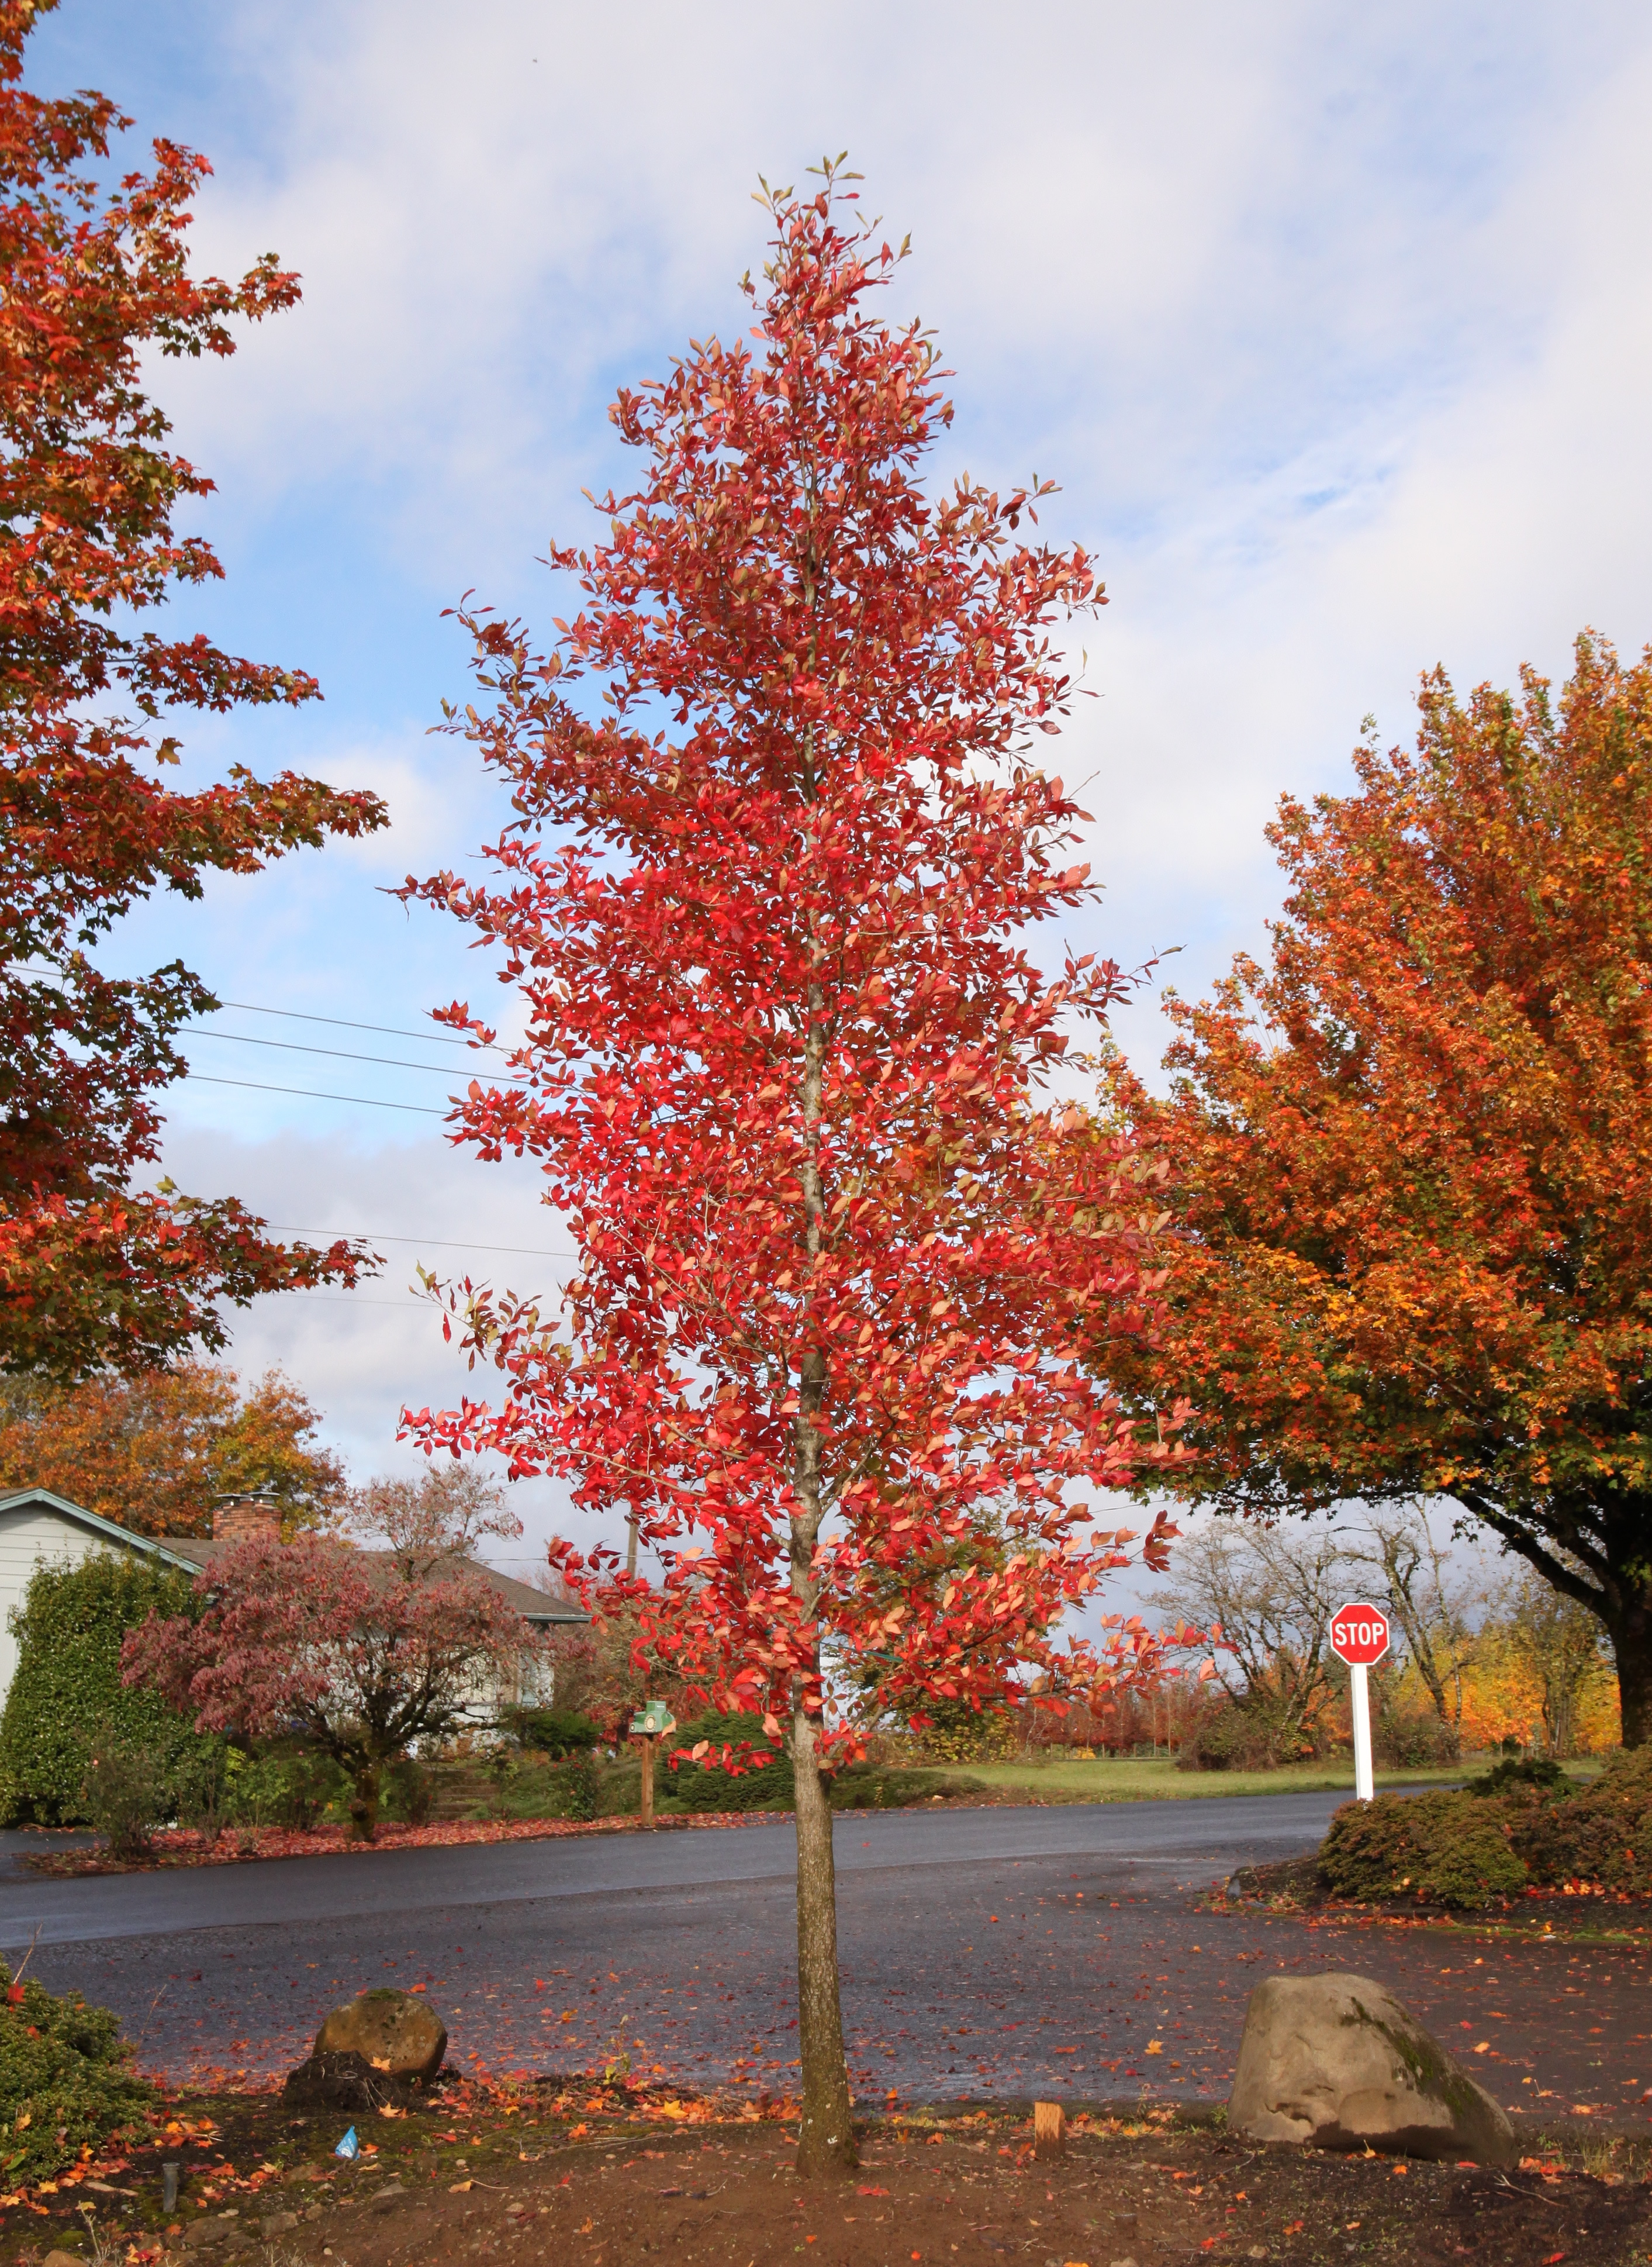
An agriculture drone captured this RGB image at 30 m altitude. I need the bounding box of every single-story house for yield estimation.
[0,1485,586,1720]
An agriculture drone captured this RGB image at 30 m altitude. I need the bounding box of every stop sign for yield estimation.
[1330,1601,1390,1666]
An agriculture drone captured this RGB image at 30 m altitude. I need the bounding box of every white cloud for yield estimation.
[29,0,1652,1500]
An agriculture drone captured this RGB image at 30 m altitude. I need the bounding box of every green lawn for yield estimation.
[955,1753,1483,1803]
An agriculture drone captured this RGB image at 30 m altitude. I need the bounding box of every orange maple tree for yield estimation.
[0,1359,345,1533]
[1104,634,1652,1743]
[400,166,1194,2170]
[0,0,383,1376]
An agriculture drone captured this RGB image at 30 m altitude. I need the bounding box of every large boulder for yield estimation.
[283,1988,447,2110]
[314,1987,447,2080]
[1229,1972,1516,2165]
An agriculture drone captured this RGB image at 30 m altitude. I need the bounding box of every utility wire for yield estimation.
[209,997,508,1054]
[12,961,510,1054]
[266,1224,576,1260]
[186,1030,466,1077]
[186,1074,446,1116]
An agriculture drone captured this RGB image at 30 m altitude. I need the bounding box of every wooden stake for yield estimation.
[1033,2100,1065,2159]
[639,1734,655,1828]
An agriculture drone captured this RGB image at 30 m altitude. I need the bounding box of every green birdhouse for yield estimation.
[630,1699,676,1738]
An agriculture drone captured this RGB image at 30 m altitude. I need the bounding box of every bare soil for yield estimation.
[9,2086,1651,2267]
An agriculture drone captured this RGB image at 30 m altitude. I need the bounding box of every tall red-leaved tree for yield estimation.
[402,167,1191,2173]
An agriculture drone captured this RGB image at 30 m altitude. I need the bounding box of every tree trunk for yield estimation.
[786,905,856,2176]
[1610,1610,1652,1748]
[348,1762,380,1841]
[793,1702,855,2175]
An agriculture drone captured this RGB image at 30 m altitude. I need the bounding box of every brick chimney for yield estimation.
[212,1495,282,1543]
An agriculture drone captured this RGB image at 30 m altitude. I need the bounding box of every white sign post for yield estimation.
[1329,1601,1390,1804]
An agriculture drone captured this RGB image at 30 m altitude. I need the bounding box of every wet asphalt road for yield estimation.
[9,1794,1651,2117]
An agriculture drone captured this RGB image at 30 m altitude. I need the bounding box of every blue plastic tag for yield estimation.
[334,2126,359,2160]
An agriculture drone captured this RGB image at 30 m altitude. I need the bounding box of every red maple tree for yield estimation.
[0,0,384,1376]
[1101,636,1652,1744]
[125,1466,534,1838]
[400,165,1194,2172]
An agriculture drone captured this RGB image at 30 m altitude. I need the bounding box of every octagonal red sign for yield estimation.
[1329,1601,1390,1667]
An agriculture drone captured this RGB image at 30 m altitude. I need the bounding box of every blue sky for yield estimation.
[30,1,1652,1586]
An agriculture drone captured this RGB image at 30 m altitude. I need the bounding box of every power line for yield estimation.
[12,962,510,1054]
[186,1074,447,1116]
[212,997,509,1054]
[266,1224,577,1260]
[186,1030,465,1077]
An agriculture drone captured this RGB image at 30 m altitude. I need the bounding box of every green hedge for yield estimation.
[0,1963,154,2183]
[0,1552,211,1826]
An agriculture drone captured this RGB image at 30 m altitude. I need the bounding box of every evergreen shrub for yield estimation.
[0,1963,153,2183]
[504,1705,604,1758]
[0,1554,210,1826]
[1319,1790,1527,1909]
[668,1711,794,1811]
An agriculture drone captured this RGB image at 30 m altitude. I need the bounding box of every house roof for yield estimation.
[0,1489,587,1624]
[164,1537,587,1624]
[0,1486,203,1573]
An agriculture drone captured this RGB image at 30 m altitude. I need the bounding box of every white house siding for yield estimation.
[0,1502,146,1709]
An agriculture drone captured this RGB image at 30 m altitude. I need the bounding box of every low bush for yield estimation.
[901,1699,1017,1765]
[1504,1747,1652,1893]
[0,1964,154,2184]
[1318,1790,1528,1909]
[1373,1702,1460,1769]
[79,1721,164,1860]
[829,1764,981,1809]
[503,1706,605,1759]
[558,1751,600,1821]
[223,1748,345,1831]
[382,1755,434,1826]
[1320,1751,1652,1909]
[1178,1696,1321,1772]
[668,1711,794,1812]
[1466,1755,1568,1798]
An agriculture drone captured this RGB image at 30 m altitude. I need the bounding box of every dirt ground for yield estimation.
[10,2086,1652,2267]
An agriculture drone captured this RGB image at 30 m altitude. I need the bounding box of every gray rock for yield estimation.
[1229,1971,1516,2164]
[260,2212,300,2238]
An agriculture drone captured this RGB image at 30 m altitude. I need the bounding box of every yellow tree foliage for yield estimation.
[0,1362,344,1535]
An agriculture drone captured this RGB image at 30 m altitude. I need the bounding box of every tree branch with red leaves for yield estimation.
[0,0,386,1374]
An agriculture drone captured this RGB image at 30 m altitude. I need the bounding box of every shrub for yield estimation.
[903,1699,1017,1764]
[503,1705,605,1759]
[1178,1696,1318,1772]
[382,1756,434,1826]
[1373,1701,1460,1769]
[561,1752,600,1821]
[0,1963,154,2184]
[1505,1746,1652,1893]
[0,1554,210,1826]
[668,1711,794,1811]
[79,1722,163,1859]
[223,1748,344,1831]
[830,1765,979,1809]
[1467,1755,1568,1798]
[1318,1790,1528,1909]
